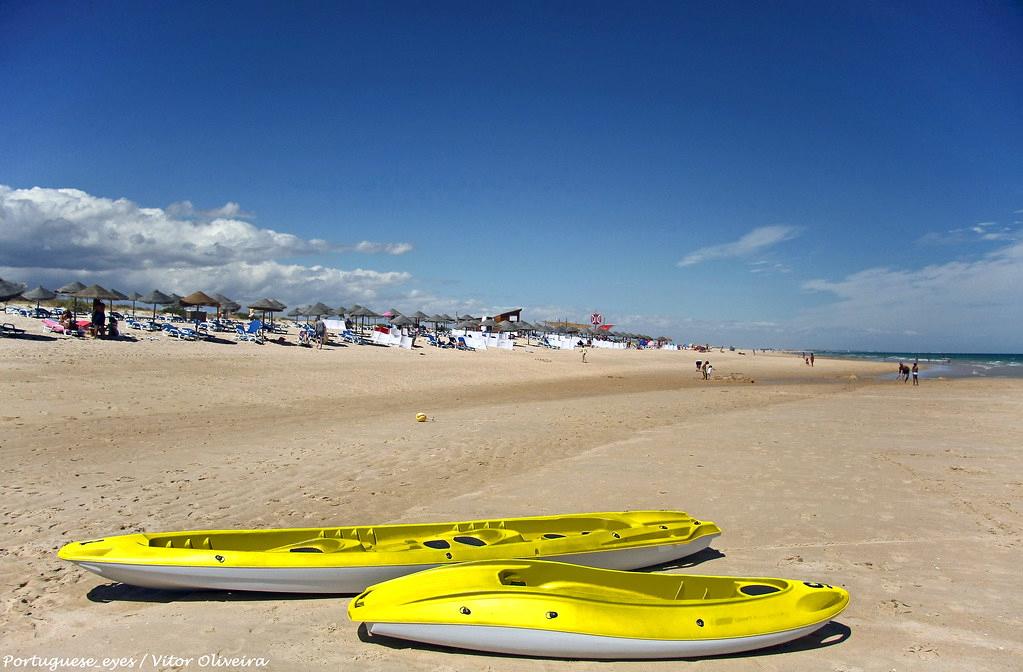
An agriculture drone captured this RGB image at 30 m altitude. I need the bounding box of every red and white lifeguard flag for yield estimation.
[590,312,603,325]
[598,324,614,331]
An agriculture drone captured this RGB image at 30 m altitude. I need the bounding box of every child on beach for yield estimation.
[912,361,919,386]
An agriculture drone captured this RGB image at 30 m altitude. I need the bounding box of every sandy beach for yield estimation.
[1,319,1020,671]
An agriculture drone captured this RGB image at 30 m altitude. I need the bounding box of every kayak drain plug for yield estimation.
[459,607,471,615]
[696,619,704,627]
[545,611,558,619]
[215,555,225,563]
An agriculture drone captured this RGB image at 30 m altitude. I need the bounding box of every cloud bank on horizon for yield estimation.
[0,185,416,305]
[1,184,1021,350]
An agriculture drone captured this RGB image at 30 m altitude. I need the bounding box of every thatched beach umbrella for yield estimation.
[210,293,238,319]
[0,278,27,303]
[74,284,121,301]
[55,280,86,319]
[74,285,121,330]
[305,302,334,318]
[126,292,144,318]
[179,291,220,325]
[360,306,382,331]
[425,313,445,332]
[107,288,129,316]
[180,290,219,307]
[57,280,86,294]
[248,298,286,327]
[391,315,413,327]
[21,285,56,312]
[138,290,175,319]
[514,320,535,344]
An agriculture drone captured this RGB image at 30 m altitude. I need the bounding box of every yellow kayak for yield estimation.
[58,510,719,593]
[349,560,849,658]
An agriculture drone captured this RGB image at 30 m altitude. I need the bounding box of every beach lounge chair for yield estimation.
[236,320,264,344]
[341,329,365,345]
[1,322,26,337]
[42,318,67,335]
[456,336,475,351]
[426,333,453,348]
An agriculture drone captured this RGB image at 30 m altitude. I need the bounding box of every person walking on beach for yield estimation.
[701,360,710,380]
[314,317,327,349]
[810,352,814,367]
[581,345,588,363]
[912,361,919,386]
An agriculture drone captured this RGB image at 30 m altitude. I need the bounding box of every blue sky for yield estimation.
[1,2,1021,350]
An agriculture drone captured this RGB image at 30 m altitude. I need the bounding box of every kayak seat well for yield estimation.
[266,538,364,553]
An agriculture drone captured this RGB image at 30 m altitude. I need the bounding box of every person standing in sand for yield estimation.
[90,299,106,338]
[912,361,919,386]
[810,352,814,367]
[701,360,709,379]
[581,346,588,363]
[315,317,327,349]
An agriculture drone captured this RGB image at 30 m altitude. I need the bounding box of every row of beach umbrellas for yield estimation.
[1,278,655,340]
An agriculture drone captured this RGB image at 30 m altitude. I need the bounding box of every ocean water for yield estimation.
[814,352,1023,378]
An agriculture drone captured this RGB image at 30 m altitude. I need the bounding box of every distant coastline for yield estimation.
[813,351,1023,378]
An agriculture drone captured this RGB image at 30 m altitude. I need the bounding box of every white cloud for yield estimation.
[919,218,1021,245]
[749,261,791,274]
[166,200,254,220]
[0,185,416,306]
[677,225,800,267]
[351,241,414,255]
[800,239,1023,350]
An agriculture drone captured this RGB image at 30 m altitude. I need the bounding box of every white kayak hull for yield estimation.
[365,620,830,659]
[71,534,717,593]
